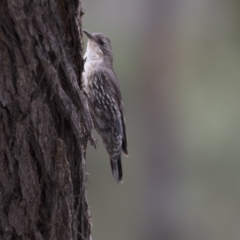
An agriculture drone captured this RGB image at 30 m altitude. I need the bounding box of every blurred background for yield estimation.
[82,0,240,240]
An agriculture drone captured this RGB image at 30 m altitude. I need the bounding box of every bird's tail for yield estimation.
[110,156,123,183]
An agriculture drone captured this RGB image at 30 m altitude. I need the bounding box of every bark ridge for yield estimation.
[0,1,92,239]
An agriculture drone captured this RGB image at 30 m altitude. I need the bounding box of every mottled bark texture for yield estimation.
[0,0,92,239]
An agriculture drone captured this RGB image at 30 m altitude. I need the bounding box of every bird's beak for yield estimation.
[83,29,93,40]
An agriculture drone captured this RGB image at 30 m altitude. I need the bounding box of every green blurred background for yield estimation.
[82,0,240,239]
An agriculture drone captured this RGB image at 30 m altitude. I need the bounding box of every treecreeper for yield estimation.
[82,29,128,183]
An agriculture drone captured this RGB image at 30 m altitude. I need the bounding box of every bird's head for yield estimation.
[83,29,113,65]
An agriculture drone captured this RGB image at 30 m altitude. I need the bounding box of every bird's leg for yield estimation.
[89,134,98,149]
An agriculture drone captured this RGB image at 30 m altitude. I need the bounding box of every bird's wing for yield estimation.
[120,102,128,156]
[95,68,128,155]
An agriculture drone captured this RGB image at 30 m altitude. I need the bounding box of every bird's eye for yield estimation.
[98,38,105,46]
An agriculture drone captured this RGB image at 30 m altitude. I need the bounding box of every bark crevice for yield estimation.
[0,1,91,239]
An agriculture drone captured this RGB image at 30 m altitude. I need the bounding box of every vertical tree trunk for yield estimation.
[0,1,92,239]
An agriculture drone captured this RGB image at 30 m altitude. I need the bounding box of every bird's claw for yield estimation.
[90,136,98,149]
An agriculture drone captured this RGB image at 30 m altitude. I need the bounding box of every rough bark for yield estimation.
[0,0,92,239]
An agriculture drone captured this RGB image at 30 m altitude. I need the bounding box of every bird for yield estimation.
[82,29,128,183]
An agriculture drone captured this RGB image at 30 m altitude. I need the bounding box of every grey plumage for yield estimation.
[82,30,128,183]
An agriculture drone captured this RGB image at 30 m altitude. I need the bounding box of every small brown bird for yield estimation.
[82,29,128,183]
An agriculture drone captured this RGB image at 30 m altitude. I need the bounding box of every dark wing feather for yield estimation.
[120,104,128,156]
[97,67,128,155]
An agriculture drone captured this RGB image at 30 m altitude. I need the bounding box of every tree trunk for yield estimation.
[0,1,92,239]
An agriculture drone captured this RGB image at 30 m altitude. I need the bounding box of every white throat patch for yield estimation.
[83,40,103,94]
[84,40,103,61]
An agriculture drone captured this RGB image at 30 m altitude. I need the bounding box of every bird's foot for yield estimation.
[90,135,98,149]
